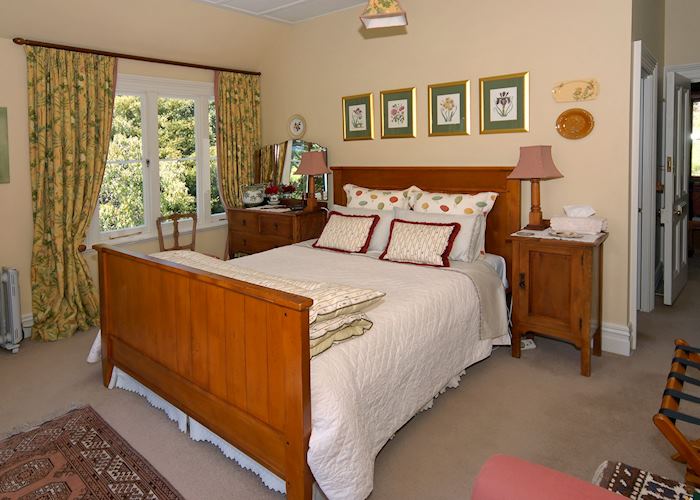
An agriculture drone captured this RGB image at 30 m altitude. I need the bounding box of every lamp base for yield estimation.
[524,219,550,231]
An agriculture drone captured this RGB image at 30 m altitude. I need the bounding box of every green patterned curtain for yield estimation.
[26,46,117,341]
[259,140,288,185]
[214,71,261,208]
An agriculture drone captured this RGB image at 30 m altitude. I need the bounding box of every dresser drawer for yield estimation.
[229,211,260,233]
[231,235,287,254]
[260,215,293,239]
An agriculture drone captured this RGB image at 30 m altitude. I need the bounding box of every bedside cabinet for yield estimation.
[510,232,608,376]
[227,208,326,258]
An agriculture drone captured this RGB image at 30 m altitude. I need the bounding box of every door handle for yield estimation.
[674,208,682,216]
[519,272,526,289]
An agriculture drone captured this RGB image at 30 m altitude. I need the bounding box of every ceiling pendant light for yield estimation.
[360,0,408,29]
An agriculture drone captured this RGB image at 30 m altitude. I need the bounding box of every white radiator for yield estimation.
[1,267,23,353]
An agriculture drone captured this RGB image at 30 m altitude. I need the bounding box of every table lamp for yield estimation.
[508,145,563,230]
[297,151,331,212]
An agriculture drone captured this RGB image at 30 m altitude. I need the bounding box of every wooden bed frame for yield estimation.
[96,166,520,500]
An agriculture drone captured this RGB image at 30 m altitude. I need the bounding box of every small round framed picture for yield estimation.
[288,114,306,139]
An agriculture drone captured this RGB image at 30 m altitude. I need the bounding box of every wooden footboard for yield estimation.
[95,245,313,500]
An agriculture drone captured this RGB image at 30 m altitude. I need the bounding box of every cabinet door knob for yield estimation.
[241,219,247,226]
[519,272,526,289]
[242,239,247,246]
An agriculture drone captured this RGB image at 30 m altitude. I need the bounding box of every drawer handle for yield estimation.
[242,239,247,246]
[241,220,247,226]
[273,223,278,230]
[519,272,526,289]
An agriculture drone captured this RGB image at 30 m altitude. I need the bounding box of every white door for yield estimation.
[662,72,691,305]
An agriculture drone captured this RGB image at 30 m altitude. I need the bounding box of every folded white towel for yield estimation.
[550,216,607,235]
[563,204,596,217]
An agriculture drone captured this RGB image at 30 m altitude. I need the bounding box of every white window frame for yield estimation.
[87,74,224,247]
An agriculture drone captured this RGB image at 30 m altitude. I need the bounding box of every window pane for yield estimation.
[160,159,197,216]
[158,97,196,160]
[693,102,700,177]
[108,95,143,161]
[99,162,145,232]
[209,100,223,215]
[210,159,224,214]
[100,95,145,231]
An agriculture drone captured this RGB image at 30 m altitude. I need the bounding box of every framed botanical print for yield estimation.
[380,87,416,139]
[479,72,529,134]
[342,93,374,141]
[428,80,470,136]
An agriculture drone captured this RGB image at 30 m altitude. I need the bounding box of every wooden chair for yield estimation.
[653,339,700,490]
[156,213,197,252]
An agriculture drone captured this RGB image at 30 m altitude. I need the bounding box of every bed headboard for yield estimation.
[331,166,521,286]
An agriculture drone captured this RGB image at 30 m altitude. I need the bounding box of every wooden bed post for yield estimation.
[96,245,114,388]
[284,308,313,500]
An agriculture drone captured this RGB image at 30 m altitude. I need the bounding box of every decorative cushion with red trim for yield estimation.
[379,219,461,268]
[313,211,380,254]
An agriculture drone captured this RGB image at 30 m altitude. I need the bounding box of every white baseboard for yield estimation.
[601,323,631,356]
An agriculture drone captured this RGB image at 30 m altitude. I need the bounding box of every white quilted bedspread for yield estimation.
[231,244,501,500]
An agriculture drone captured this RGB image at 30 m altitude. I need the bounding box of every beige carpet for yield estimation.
[2,256,698,499]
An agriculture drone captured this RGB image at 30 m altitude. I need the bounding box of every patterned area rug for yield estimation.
[594,460,696,500]
[0,406,183,499]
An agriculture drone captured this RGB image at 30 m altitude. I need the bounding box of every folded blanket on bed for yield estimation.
[151,250,385,357]
[550,216,608,235]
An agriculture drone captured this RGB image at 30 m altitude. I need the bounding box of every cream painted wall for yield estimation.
[665,0,700,66]
[261,0,634,326]
[0,0,288,317]
[633,0,665,66]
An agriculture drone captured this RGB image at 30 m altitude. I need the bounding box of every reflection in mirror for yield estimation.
[258,140,328,200]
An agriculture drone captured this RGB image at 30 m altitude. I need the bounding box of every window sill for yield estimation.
[84,218,228,255]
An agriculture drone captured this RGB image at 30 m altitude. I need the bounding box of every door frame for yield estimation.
[629,40,658,349]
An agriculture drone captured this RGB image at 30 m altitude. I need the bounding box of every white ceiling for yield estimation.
[193,0,367,24]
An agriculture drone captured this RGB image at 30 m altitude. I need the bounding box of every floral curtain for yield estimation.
[214,71,261,208]
[258,140,288,185]
[26,46,117,341]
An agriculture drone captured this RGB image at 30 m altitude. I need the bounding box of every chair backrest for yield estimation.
[654,339,700,486]
[156,213,197,252]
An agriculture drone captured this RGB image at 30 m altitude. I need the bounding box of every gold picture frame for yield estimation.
[428,80,470,136]
[342,93,374,141]
[380,87,416,139]
[479,71,529,134]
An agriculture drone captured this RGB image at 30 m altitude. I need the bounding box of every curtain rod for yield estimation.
[13,37,261,76]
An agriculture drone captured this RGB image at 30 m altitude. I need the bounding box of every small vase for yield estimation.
[268,194,280,205]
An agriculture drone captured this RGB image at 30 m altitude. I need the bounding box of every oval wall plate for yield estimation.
[288,114,306,139]
[556,108,595,140]
[552,79,599,103]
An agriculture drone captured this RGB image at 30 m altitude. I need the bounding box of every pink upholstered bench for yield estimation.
[471,455,619,500]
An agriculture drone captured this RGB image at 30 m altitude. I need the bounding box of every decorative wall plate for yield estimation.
[288,114,306,139]
[552,79,599,103]
[556,108,594,140]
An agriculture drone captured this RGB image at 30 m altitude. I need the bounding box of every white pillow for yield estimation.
[313,211,379,253]
[343,183,417,211]
[331,205,394,252]
[380,219,460,268]
[394,208,484,262]
[410,190,498,217]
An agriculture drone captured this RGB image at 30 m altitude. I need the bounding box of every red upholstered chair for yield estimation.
[471,455,619,500]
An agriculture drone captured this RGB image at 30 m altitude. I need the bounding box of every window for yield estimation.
[286,140,328,199]
[89,76,223,244]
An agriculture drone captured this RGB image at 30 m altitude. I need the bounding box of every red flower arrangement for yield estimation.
[265,183,296,195]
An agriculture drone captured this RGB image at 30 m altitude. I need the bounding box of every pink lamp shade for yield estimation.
[508,146,563,180]
[297,151,331,176]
